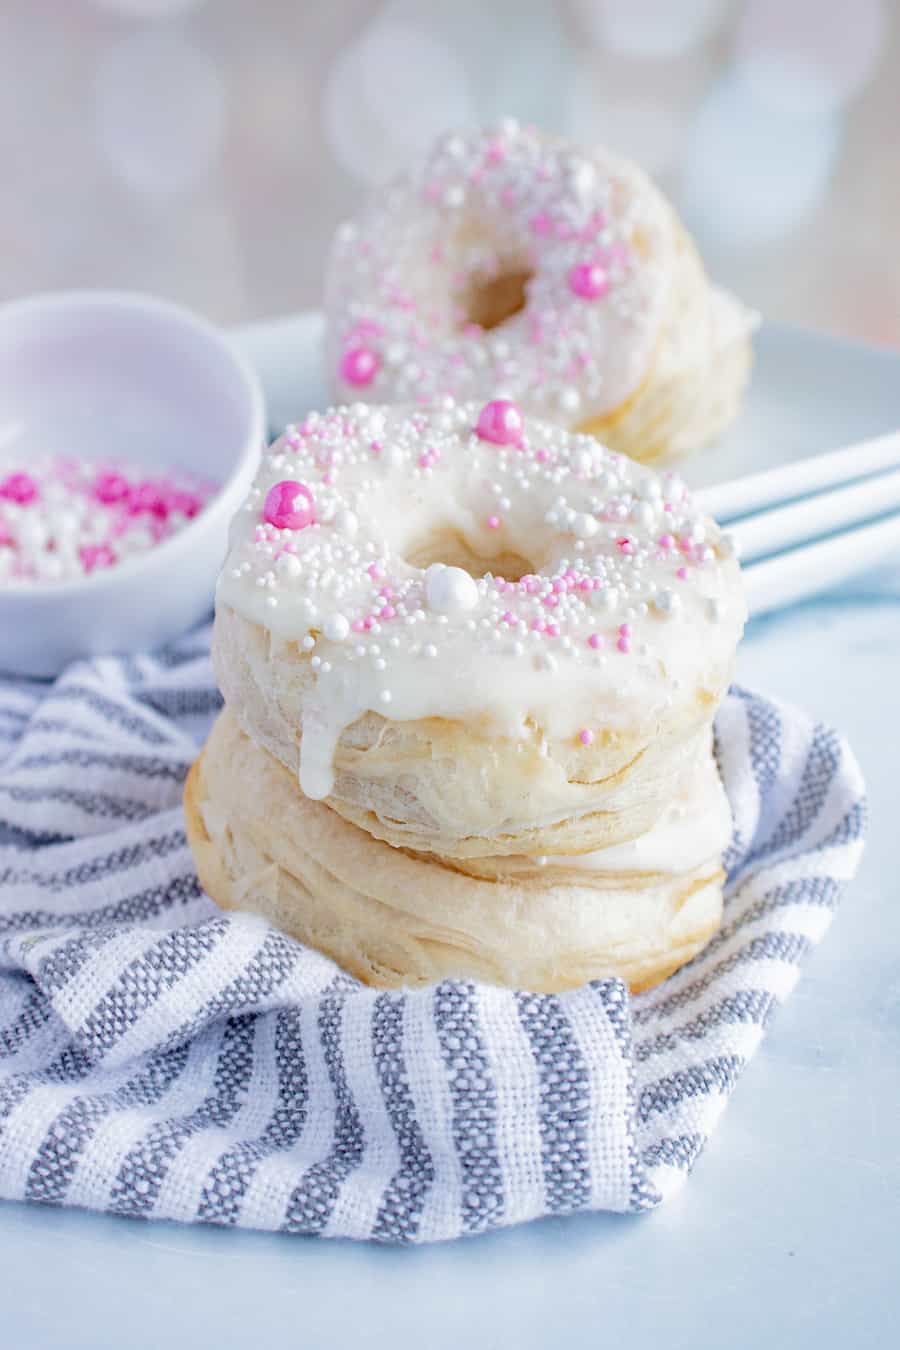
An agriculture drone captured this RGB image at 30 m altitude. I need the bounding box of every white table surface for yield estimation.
[3,322,899,1348]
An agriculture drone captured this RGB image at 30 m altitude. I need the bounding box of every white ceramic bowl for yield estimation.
[0,291,265,677]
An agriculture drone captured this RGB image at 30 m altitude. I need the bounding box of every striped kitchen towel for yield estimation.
[0,627,866,1242]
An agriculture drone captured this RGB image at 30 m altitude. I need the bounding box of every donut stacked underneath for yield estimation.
[185,400,746,993]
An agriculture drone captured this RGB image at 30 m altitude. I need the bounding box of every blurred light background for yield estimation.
[2,0,898,344]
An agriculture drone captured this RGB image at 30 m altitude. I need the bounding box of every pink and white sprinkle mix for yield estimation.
[0,458,214,585]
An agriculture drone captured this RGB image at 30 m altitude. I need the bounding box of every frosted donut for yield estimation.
[211,399,745,861]
[185,708,729,993]
[325,120,755,464]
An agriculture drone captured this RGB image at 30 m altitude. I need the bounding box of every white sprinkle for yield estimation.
[424,563,479,615]
[323,613,350,642]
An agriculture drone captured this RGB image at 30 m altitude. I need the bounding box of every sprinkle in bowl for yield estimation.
[0,291,265,677]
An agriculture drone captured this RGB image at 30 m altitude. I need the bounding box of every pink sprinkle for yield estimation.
[578,579,593,591]
[363,616,375,631]
[501,610,515,625]
[616,537,634,555]
[569,259,612,299]
[130,482,168,519]
[552,579,564,593]
[546,623,560,637]
[475,399,524,447]
[171,491,202,519]
[676,566,689,580]
[530,212,552,236]
[80,544,116,573]
[531,618,546,632]
[378,605,396,620]
[578,728,594,746]
[340,346,380,387]
[351,619,365,633]
[370,440,382,455]
[587,633,603,649]
[542,594,559,609]
[1,472,38,504]
[658,533,675,550]
[367,562,382,580]
[93,471,130,505]
[263,480,316,531]
[618,623,631,638]
[486,514,501,530]
[617,636,631,654]
[379,585,394,598]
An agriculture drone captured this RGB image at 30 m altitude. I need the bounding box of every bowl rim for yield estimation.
[0,289,266,600]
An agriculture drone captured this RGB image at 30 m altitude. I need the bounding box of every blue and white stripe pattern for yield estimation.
[0,629,866,1241]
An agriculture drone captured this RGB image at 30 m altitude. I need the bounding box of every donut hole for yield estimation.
[405,527,534,582]
[463,267,532,331]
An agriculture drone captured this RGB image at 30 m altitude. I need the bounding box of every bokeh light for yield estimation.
[94,31,225,198]
[324,19,473,185]
[573,0,728,60]
[680,70,841,249]
[735,0,885,119]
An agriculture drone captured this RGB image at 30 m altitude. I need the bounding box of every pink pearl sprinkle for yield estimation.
[658,533,675,550]
[367,562,382,579]
[568,261,610,300]
[617,636,631,654]
[618,623,631,638]
[501,610,515,625]
[617,537,634,555]
[379,605,396,620]
[351,619,366,633]
[475,399,524,446]
[1,472,38,504]
[578,728,594,746]
[486,514,501,530]
[676,566,689,580]
[531,618,545,632]
[340,346,380,387]
[263,480,316,531]
[93,471,130,505]
[587,633,603,649]
[80,544,116,573]
[546,623,560,637]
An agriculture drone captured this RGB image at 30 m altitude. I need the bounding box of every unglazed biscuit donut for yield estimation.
[210,399,744,866]
[324,120,755,464]
[185,708,729,993]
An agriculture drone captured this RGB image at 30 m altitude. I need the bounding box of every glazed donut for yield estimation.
[185,708,729,993]
[209,399,744,860]
[325,121,755,464]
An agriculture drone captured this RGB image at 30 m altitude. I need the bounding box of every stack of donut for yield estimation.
[185,398,745,993]
[324,121,755,466]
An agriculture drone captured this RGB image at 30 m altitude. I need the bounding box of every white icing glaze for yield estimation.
[217,401,745,802]
[324,121,676,426]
